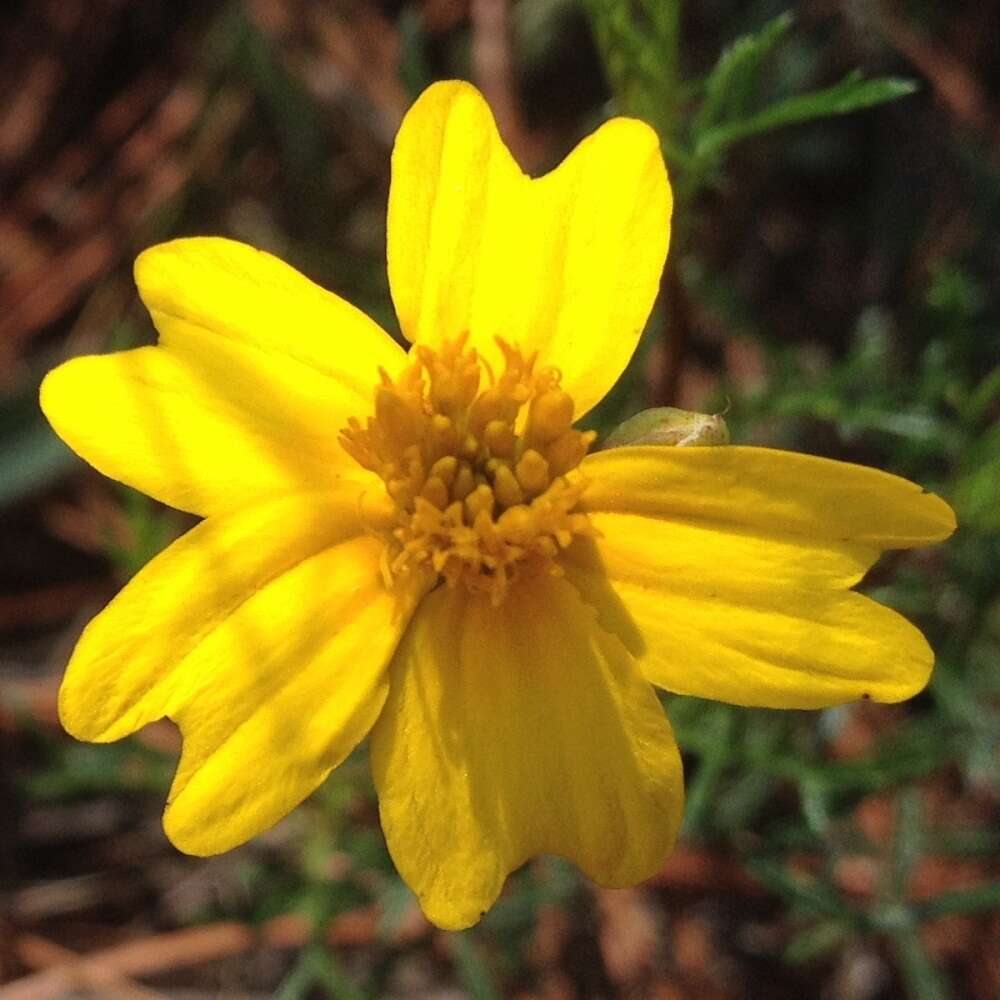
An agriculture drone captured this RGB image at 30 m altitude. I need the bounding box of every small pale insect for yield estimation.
[602,407,730,449]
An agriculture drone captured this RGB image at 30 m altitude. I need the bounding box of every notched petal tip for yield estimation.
[373,577,685,930]
[388,79,672,419]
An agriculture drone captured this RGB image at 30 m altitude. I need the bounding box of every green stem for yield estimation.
[917,883,1000,922]
[680,705,735,835]
[890,923,953,1000]
[641,0,682,132]
[451,931,502,1000]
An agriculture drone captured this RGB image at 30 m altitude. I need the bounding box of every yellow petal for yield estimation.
[59,490,426,855]
[580,446,956,547]
[41,344,373,517]
[370,573,683,930]
[388,81,671,418]
[42,237,406,515]
[567,446,957,708]
[135,237,403,401]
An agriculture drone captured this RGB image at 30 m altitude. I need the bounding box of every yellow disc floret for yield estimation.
[341,336,596,604]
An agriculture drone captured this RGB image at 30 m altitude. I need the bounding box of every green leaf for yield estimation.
[696,71,917,159]
[679,703,735,836]
[228,5,326,178]
[693,11,795,138]
[450,932,502,1000]
[962,364,1000,424]
[785,918,851,964]
[889,788,924,900]
[917,882,1000,921]
[275,942,370,1000]
[889,923,954,1000]
[397,5,434,99]
[102,486,181,579]
[952,422,1000,532]
[0,373,78,506]
[0,418,76,507]
[581,0,682,134]
[748,858,860,922]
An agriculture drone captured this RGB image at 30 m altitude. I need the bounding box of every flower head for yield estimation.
[40,81,955,929]
[340,334,598,605]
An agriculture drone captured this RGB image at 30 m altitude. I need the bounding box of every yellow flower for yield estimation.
[40,81,955,930]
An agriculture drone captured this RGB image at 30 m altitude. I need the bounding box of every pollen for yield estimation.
[340,336,597,604]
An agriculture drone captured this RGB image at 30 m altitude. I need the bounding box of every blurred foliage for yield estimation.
[580,5,999,997]
[3,1,998,998]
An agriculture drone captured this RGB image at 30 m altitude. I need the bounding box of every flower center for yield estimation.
[340,336,596,605]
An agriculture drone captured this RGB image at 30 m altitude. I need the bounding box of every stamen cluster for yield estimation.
[341,336,596,604]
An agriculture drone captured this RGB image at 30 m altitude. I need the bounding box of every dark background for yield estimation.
[1,2,998,997]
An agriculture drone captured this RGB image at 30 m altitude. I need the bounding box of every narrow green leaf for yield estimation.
[748,859,859,922]
[679,703,735,836]
[229,5,326,178]
[581,0,681,134]
[638,0,680,41]
[0,363,82,505]
[696,72,917,158]
[952,422,1000,532]
[890,787,924,901]
[917,883,1000,921]
[307,945,370,1000]
[785,918,851,964]
[275,943,369,1000]
[693,11,795,137]
[798,776,833,838]
[451,932,502,1000]
[103,486,180,579]
[273,954,314,1000]
[0,420,76,506]
[962,364,1000,424]
[889,923,954,1000]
